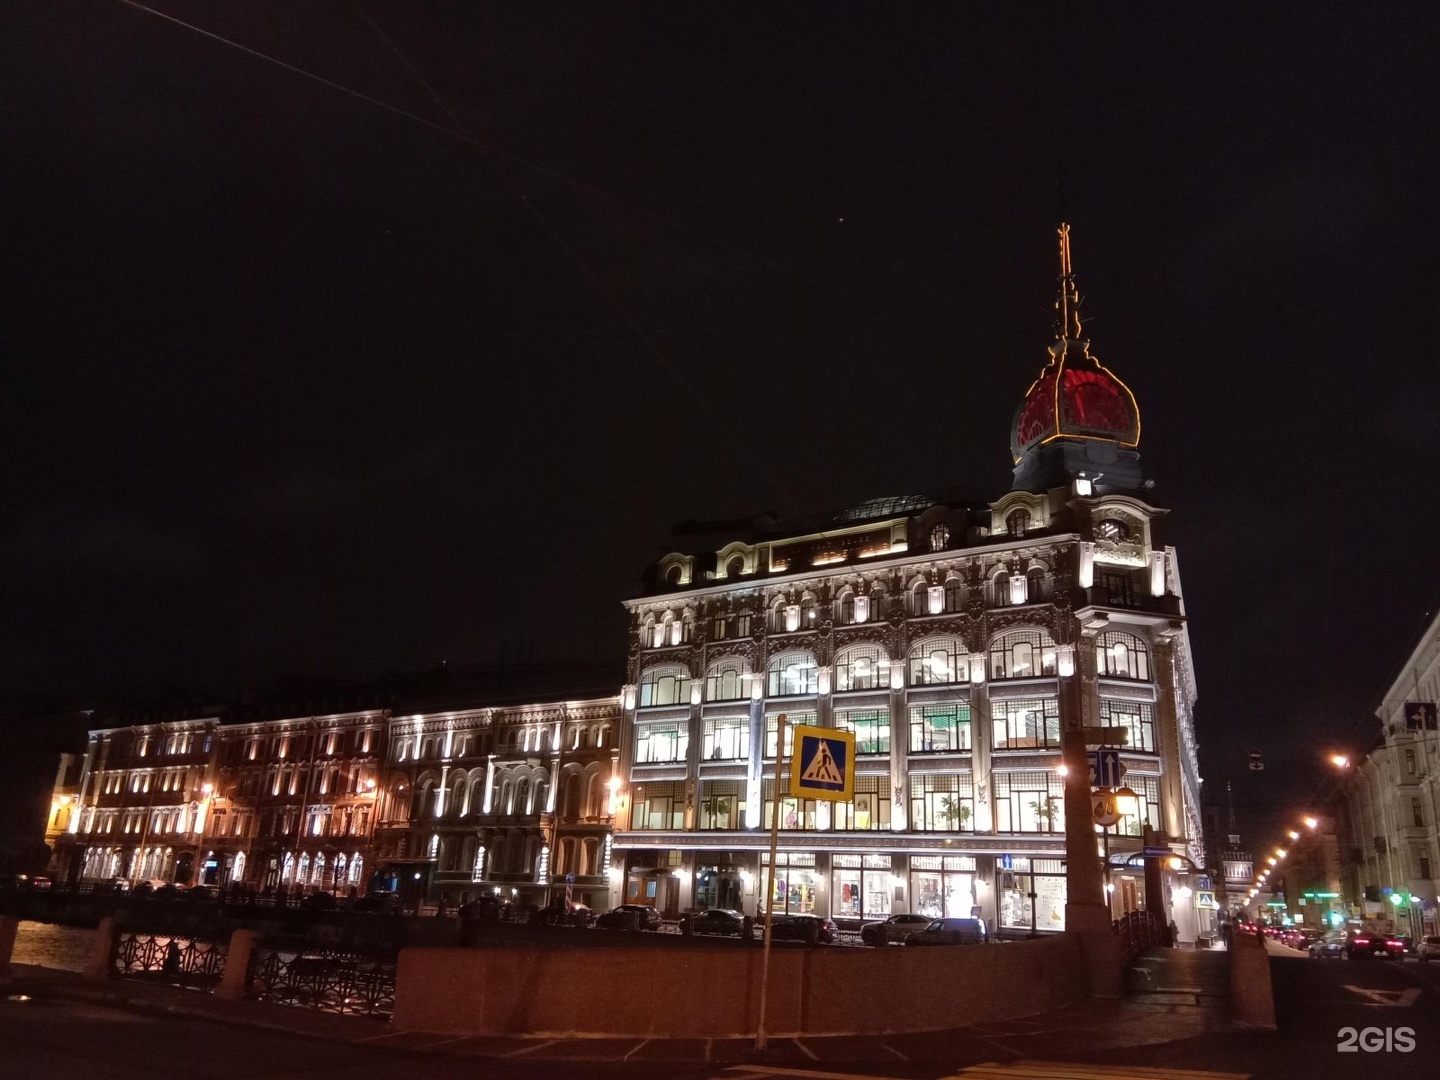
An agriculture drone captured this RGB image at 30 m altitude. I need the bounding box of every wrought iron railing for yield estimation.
[112,929,228,989]
[248,947,396,1018]
[1115,908,1167,967]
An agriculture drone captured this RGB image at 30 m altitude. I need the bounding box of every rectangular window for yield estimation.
[909,703,971,753]
[830,776,891,830]
[631,781,686,830]
[832,853,893,919]
[911,854,977,919]
[834,709,890,755]
[1405,749,1416,776]
[1097,570,1137,607]
[763,712,814,758]
[1116,775,1162,837]
[698,780,746,830]
[634,721,689,764]
[1000,857,1067,932]
[1099,699,1155,753]
[702,716,750,761]
[711,617,727,641]
[909,773,975,832]
[992,698,1061,750]
[761,779,821,830]
[760,851,819,915]
[994,772,1065,833]
[1413,796,1425,828]
[736,615,751,638]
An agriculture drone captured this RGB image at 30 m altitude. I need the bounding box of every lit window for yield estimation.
[929,524,950,552]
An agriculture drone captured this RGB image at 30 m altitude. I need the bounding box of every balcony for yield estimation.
[1073,587,1182,618]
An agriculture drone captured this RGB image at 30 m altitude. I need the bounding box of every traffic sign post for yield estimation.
[1092,791,1122,827]
[788,726,856,802]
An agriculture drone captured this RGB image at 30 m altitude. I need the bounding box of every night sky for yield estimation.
[4,2,1438,861]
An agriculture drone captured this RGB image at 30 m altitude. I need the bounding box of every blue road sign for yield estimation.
[788,725,854,801]
[1001,854,1013,870]
[1088,749,1122,788]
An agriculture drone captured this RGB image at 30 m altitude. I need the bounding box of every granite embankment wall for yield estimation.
[393,934,1086,1038]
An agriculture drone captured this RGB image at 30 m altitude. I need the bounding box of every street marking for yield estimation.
[500,1039,561,1057]
[948,1063,1249,1080]
[793,1038,819,1060]
[622,1039,651,1060]
[1342,985,1421,1007]
[880,1042,909,1061]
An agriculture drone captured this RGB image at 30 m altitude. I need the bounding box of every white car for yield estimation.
[1418,935,1440,961]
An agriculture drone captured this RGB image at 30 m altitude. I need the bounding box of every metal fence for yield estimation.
[248,947,396,1019]
[112,928,228,990]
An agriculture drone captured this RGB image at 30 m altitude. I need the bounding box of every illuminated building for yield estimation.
[612,226,1207,936]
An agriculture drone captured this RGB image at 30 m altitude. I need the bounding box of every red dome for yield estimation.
[1011,342,1140,462]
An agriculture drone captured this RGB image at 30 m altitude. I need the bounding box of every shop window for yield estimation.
[763,712,813,758]
[1000,857,1066,932]
[1096,631,1150,680]
[833,709,889,755]
[698,780,746,830]
[909,773,974,831]
[631,782,686,830]
[989,630,1058,680]
[761,779,821,830]
[908,636,970,687]
[1099,699,1155,752]
[910,703,972,753]
[834,644,892,691]
[767,651,819,697]
[638,666,693,708]
[910,855,977,919]
[760,851,818,915]
[832,854,894,919]
[994,772,1065,833]
[992,698,1061,750]
[634,721,688,764]
[830,776,890,830]
[702,716,750,761]
[705,658,752,702]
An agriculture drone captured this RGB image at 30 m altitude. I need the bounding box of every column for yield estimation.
[1150,637,1186,845]
[745,682,764,829]
[889,671,908,831]
[546,758,560,814]
[482,756,495,814]
[969,656,994,834]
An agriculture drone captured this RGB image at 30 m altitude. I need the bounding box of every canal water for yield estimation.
[11,921,93,972]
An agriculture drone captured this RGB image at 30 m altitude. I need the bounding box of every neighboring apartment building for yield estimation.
[610,226,1207,938]
[1329,608,1440,938]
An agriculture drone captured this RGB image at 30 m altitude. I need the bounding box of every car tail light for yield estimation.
[1354,937,1369,945]
[1386,938,1401,946]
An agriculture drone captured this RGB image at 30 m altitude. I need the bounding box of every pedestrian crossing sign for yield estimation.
[788,725,855,802]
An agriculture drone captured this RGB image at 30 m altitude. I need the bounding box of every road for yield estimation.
[2,945,1438,1079]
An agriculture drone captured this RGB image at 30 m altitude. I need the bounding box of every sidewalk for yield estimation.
[3,947,1240,1068]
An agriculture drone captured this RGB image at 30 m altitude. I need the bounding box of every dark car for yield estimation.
[153,883,187,900]
[596,904,663,931]
[352,890,402,914]
[904,917,991,946]
[691,908,746,937]
[861,912,932,946]
[1343,929,1388,959]
[299,891,339,911]
[769,913,838,944]
[1383,934,1415,959]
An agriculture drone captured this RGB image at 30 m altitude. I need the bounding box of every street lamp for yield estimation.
[1303,815,1319,830]
[1329,755,1349,770]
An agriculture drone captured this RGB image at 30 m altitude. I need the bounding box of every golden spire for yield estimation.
[1056,222,1083,342]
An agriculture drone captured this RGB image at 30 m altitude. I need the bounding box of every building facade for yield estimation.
[610,226,1207,938]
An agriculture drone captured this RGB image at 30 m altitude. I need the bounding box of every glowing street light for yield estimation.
[1287,830,1300,841]
[1329,754,1349,769]
[1303,815,1319,829]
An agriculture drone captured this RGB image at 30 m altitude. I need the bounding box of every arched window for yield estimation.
[561,772,582,819]
[499,777,514,815]
[834,644,893,691]
[1096,631,1151,681]
[1006,508,1031,538]
[767,651,819,697]
[582,838,600,876]
[297,853,310,884]
[705,657,752,701]
[837,591,855,625]
[908,580,930,616]
[638,665,693,707]
[944,576,964,612]
[908,636,970,686]
[989,629,1058,680]
[448,773,468,817]
[515,776,530,816]
[1027,566,1049,603]
[726,555,744,578]
[349,853,364,886]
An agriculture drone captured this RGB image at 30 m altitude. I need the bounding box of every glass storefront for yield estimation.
[695,864,746,911]
[761,851,818,914]
[910,855,977,918]
[832,854,893,919]
[999,857,1066,932]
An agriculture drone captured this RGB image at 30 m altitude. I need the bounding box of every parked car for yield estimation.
[769,913,838,944]
[153,883,188,900]
[596,904,664,931]
[691,908,746,937]
[1309,930,1347,958]
[187,884,222,903]
[905,917,991,946]
[1417,935,1440,961]
[861,912,932,946]
[299,891,339,911]
[352,890,402,914]
[1383,934,1415,959]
